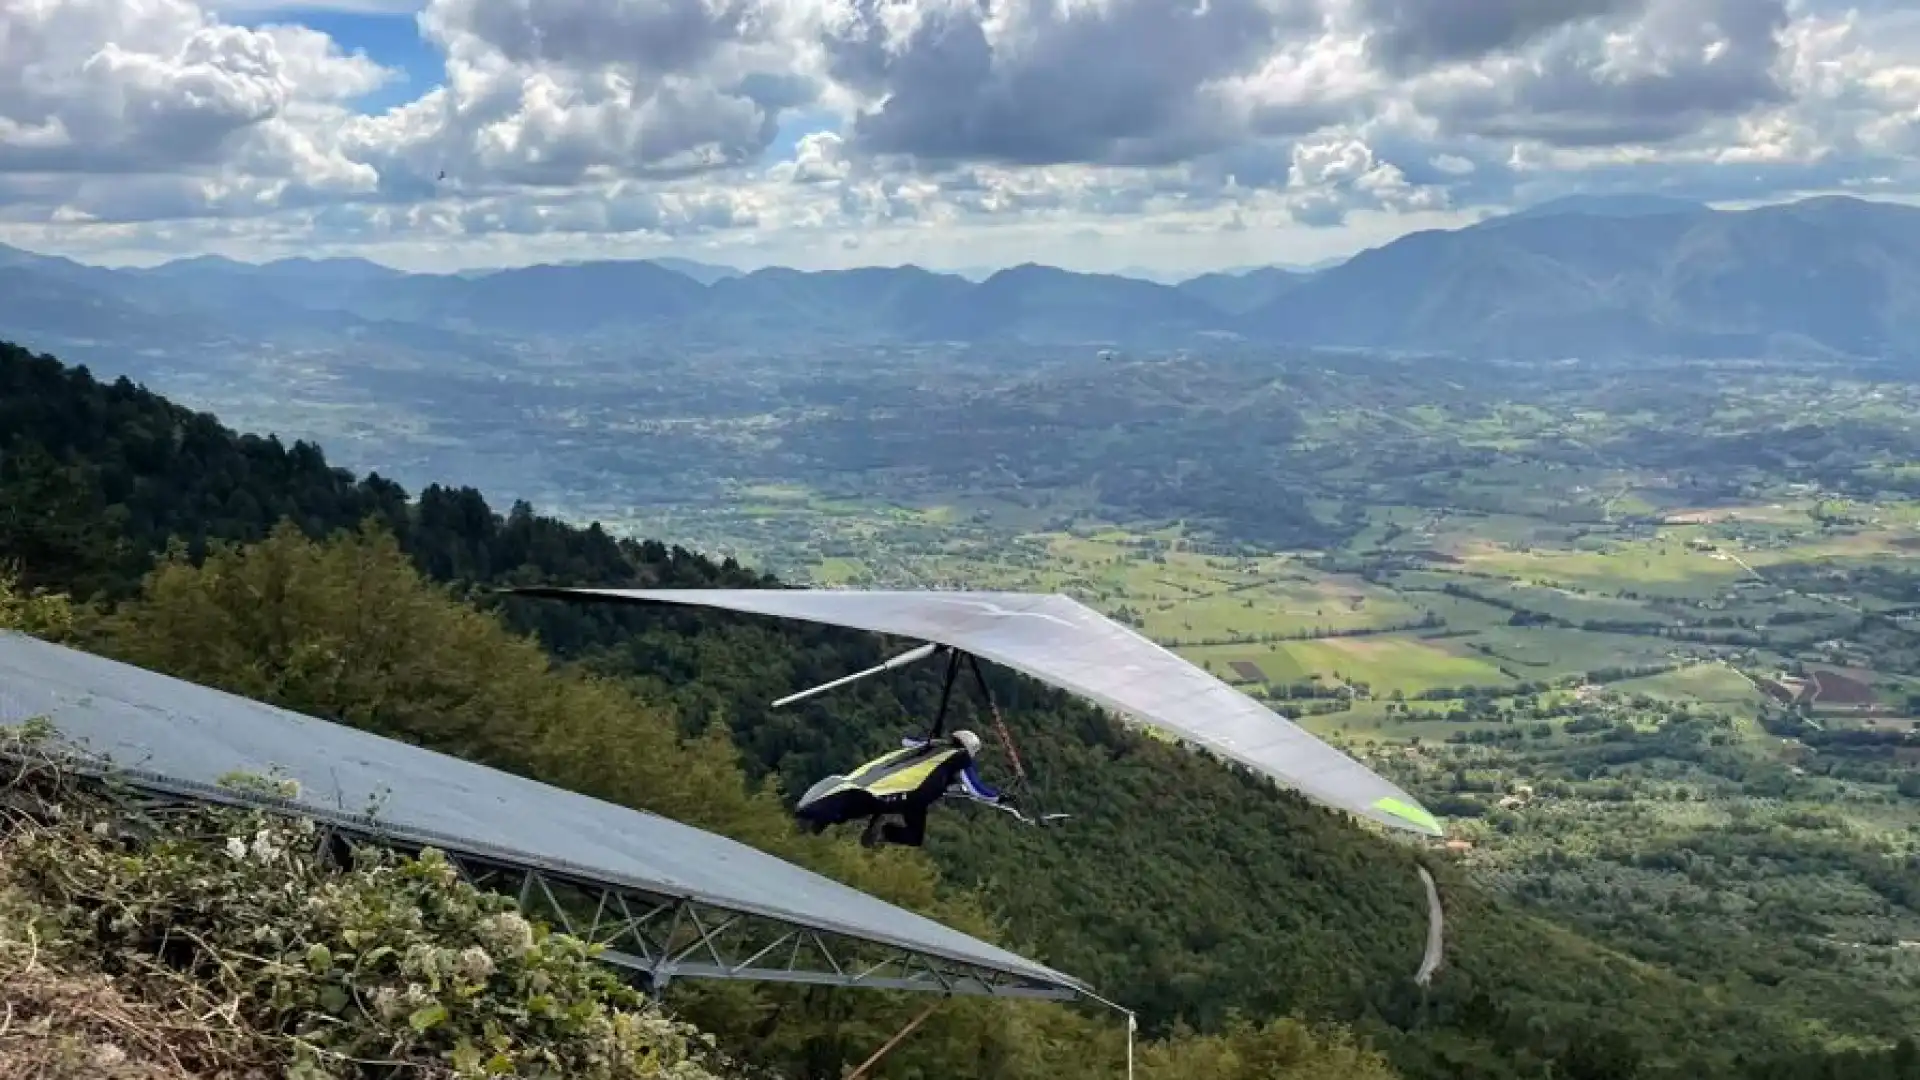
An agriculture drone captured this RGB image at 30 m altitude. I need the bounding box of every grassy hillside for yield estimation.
[3,339,1917,1079]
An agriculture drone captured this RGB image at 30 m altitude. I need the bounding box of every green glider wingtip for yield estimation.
[1372,796,1444,837]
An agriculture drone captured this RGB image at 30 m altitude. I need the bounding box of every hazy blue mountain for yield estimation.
[1652,195,1920,356]
[689,265,973,340]
[1112,265,1188,284]
[909,264,1226,343]
[1176,267,1306,315]
[3,196,1920,359]
[650,257,744,285]
[135,254,260,280]
[1238,195,1920,360]
[343,260,711,334]
[0,243,95,276]
[117,255,411,331]
[1500,194,1711,223]
[0,243,149,303]
[0,265,209,346]
[0,243,222,350]
[250,257,407,288]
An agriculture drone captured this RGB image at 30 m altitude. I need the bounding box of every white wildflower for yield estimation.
[425,856,458,888]
[402,943,436,978]
[457,946,496,984]
[226,837,248,861]
[478,911,535,959]
[371,986,404,1022]
[250,828,283,864]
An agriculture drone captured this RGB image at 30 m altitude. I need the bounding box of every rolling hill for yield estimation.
[4,195,1920,360]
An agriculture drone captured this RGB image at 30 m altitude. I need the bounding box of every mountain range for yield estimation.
[5,194,1920,362]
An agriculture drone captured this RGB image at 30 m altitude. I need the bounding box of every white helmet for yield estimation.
[953,729,982,757]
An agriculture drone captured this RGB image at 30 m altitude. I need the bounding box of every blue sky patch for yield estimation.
[762,109,845,164]
[242,8,443,115]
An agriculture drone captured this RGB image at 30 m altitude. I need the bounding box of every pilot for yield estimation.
[794,728,1008,848]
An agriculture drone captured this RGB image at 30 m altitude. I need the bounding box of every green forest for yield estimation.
[3,339,1919,1080]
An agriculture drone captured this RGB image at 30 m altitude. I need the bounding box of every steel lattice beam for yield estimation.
[0,632,1088,1005]
[393,832,1070,998]
[20,762,1077,1001]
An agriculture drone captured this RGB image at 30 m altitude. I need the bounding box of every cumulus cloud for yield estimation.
[1356,0,1640,74]
[0,0,390,227]
[1409,0,1793,147]
[1283,134,1448,225]
[0,0,389,176]
[3,0,1920,267]
[822,0,1326,167]
[330,0,833,190]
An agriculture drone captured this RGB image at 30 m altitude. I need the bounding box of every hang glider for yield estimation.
[506,587,1442,838]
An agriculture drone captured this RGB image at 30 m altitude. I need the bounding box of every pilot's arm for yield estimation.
[952,760,1002,804]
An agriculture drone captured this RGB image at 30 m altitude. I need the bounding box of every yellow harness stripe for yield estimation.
[825,744,959,799]
[867,754,952,797]
[848,746,918,782]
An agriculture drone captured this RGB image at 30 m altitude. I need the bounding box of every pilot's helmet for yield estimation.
[953,729,983,757]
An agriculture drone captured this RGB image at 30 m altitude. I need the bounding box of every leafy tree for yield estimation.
[1136,1015,1399,1080]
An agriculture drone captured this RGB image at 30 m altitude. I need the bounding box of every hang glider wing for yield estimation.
[508,587,1442,838]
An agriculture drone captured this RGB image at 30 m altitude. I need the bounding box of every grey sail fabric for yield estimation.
[511,588,1443,837]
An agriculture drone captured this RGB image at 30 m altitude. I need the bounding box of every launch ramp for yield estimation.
[0,630,1086,1002]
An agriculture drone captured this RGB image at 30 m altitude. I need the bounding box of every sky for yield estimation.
[1,0,1918,276]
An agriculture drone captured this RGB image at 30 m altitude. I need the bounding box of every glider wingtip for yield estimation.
[1371,795,1444,837]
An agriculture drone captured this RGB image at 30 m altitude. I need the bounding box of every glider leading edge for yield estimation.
[506,587,1442,837]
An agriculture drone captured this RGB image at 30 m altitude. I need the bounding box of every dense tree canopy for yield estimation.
[6,338,1920,1079]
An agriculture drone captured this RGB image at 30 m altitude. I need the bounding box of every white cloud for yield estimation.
[0,0,391,219]
[1,0,1919,273]
[1283,134,1449,225]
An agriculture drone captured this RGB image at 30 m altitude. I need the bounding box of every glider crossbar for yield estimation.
[22,760,1079,1001]
[774,643,939,709]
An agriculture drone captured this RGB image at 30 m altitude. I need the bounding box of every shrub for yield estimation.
[0,722,738,1080]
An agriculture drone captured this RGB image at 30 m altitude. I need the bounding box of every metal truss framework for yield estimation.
[39,762,1080,1003]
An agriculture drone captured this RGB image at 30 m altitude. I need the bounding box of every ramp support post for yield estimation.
[845,999,942,1079]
